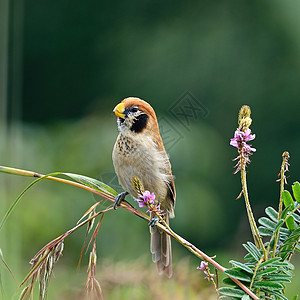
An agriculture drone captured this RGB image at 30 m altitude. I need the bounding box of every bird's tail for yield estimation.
[150,213,172,278]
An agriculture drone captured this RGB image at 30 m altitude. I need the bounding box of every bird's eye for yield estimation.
[130,107,138,113]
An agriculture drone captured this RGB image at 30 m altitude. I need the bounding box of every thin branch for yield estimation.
[272,151,290,258]
[241,167,267,260]
[0,166,259,299]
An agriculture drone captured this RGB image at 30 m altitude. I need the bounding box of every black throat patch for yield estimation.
[131,113,149,133]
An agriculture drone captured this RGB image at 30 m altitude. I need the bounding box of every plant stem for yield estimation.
[0,165,259,300]
[249,256,264,290]
[272,152,289,258]
[240,166,267,260]
[136,203,258,298]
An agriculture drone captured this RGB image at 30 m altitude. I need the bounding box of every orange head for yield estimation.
[113,97,160,136]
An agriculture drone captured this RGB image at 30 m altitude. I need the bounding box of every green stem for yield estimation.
[249,256,264,290]
[241,167,267,260]
[272,152,289,258]
[204,264,219,297]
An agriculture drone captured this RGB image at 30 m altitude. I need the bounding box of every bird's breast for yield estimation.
[114,134,138,158]
[112,133,171,204]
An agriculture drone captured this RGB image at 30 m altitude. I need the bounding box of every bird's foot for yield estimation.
[113,191,129,209]
[148,215,159,228]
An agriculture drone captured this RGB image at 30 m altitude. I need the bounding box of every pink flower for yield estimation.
[197,261,215,280]
[230,128,256,152]
[137,190,155,208]
[197,261,207,271]
[230,128,256,173]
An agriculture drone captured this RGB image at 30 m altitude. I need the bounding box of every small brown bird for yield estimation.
[112,97,176,277]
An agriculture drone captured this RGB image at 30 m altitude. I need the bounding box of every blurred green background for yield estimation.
[1,0,300,298]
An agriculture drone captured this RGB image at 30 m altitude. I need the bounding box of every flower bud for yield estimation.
[238,105,252,131]
[282,151,290,160]
[131,176,144,195]
[239,116,252,131]
[238,105,251,122]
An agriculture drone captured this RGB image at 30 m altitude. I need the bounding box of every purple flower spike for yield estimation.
[230,128,256,152]
[230,128,256,173]
[197,261,207,271]
[197,261,215,280]
[137,190,156,208]
[137,197,147,208]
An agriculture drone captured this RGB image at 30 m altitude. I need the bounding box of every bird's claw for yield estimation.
[113,191,128,209]
[148,215,159,228]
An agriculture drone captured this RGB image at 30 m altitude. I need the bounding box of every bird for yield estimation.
[112,97,176,278]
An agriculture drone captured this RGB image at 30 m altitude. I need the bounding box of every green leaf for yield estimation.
[261,289,289,300]
[229,260,254,274]
[255,267,277,277]
[292,181,300,203]
[241,295,251,300]
[223,277,237,286]
[284,227,300,242]
[258,226,273,236]
[283,242,300,254]
[258,217,276,230]
[265,274,291,283]
[259,258,290,270]
[244,253,256,262]
[291,296,298,300]
[225,268,252,282]
[0,170,119,231]
[274,219,284,232]
[259,257,282,269]
[243,242,261,262]
[286,260,295,270]
[281,206,291,220]
[293,211,300,223]
[253,281,284,290]
[64,173,118,196]
[218,287,246,297]
[286,215,296,232]
[279,227,291,236]
[282,190,295,210]
[280,243,298,257]
[269,237,275,248]
[279,249,294,260]
[265,206,279,222]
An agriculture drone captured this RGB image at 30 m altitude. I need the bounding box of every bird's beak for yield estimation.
[113,103,125,119]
